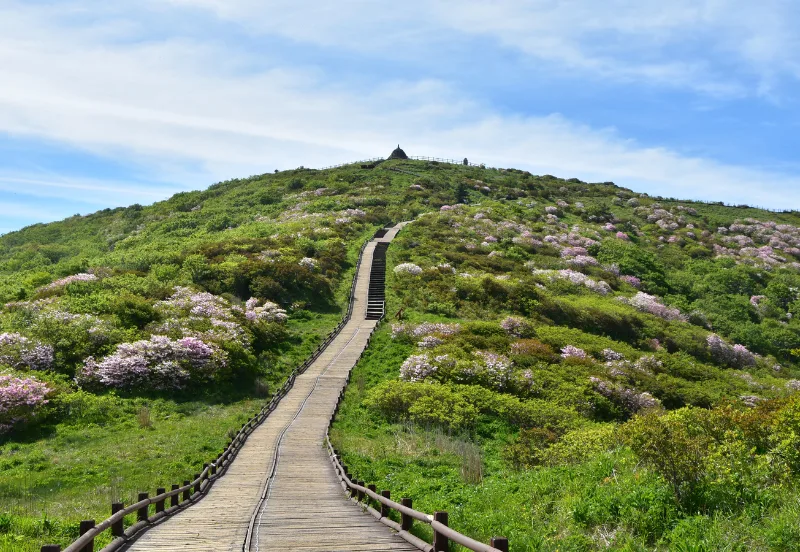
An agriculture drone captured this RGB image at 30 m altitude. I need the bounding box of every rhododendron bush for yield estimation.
[0,332,54,370]
[77,335,227,390]
[0,374,49,431]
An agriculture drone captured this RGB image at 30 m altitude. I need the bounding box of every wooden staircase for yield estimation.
[365,242,387,320]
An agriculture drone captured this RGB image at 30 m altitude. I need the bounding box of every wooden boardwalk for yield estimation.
[126,223,414,552]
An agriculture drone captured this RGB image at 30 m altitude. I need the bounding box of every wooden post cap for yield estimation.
[491,537,509,552]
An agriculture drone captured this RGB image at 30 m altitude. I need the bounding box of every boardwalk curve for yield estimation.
[124,223,412,552]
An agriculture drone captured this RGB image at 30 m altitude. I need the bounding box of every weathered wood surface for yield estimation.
[125,223,413,551]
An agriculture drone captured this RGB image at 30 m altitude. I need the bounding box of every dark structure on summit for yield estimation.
[388,144,408,160]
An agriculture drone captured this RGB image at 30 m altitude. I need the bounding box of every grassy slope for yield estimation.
[3,159,800,549]
[330,162,800,551]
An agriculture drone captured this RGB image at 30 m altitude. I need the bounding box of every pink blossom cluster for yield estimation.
[500,316,528,337]
[560,246,588,258]
[393,263,423,275]
[0,375,49,429]
[245,298,288,323]
[786,380,800,391]
[750,295,766,307]
[298,257,318,270]
[399,354,436,382]
[616,232,629,240]
[706,334,756,368]
[619,292,687,322]
[561,345,587,359]
[391,322,461,339]
[603,349,624,361]
[78,335,226,390]
[590,376,660,413]
[532,269,612,295]
[0,333,54,370]
[418,336,444,348]
[38,273,98,293]
[620,275,642,288]
[473,350,514,389]
[567,255,599,267]
[153,287,249,346]
[157,287,230,319]
[545,206,559,214]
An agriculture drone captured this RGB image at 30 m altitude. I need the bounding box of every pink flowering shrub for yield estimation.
[500,316,529,337]
[154,287,249,346]
[532,269,612,295]
[706,334,756,368]
[619,292,687,322]
[245,298,288,323]
[38,273,98,293]
[399,354,436,382]
[561,345,587,359]
[0,333,54,370]
[560,247,589,258]
[616,232,629,240]
[418,336,444,348]
[0,375,49,431]
[473,350,514,389]
[298,257,318,270]
[590,376,660,414]
[391,322,461,340]
[77,335,227,390]
[394,263,423,276]
[620,275,642,288]
[567,255,599,267]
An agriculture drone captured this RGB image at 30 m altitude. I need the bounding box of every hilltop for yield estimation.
[3,158,800,550]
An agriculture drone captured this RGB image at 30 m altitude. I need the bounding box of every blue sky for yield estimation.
[2,0,800,234]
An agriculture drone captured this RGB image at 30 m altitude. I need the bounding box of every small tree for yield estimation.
[621,408,713,507]
[455,181,469,204]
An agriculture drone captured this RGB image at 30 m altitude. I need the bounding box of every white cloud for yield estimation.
[0,0,798,232]
[158,0,800,97]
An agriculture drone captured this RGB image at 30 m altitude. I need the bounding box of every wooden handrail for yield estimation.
[47,229,383,552]
[326,435,505,552]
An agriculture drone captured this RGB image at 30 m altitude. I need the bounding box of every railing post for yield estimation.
[203,463,209,483]
[171,484,179,507]
[155,488,166,513]
[401,498,413,531]
[491,537,509,552]
[111,502,124,537]
[137,493,149,522]
[41,546,60,552]
[193,473,201,495]
[367,484,376,508]
[380,490,391,518]
[356,481,365,501]
[79,520,95,552]
[183,480,191,501]
[433,511,448,552]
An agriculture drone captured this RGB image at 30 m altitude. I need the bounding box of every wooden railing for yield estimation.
[41,230,379,552]
[316,155,490,171]
[324,336,508,552]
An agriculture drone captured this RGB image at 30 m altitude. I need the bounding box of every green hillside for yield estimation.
[3,158,800,550]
